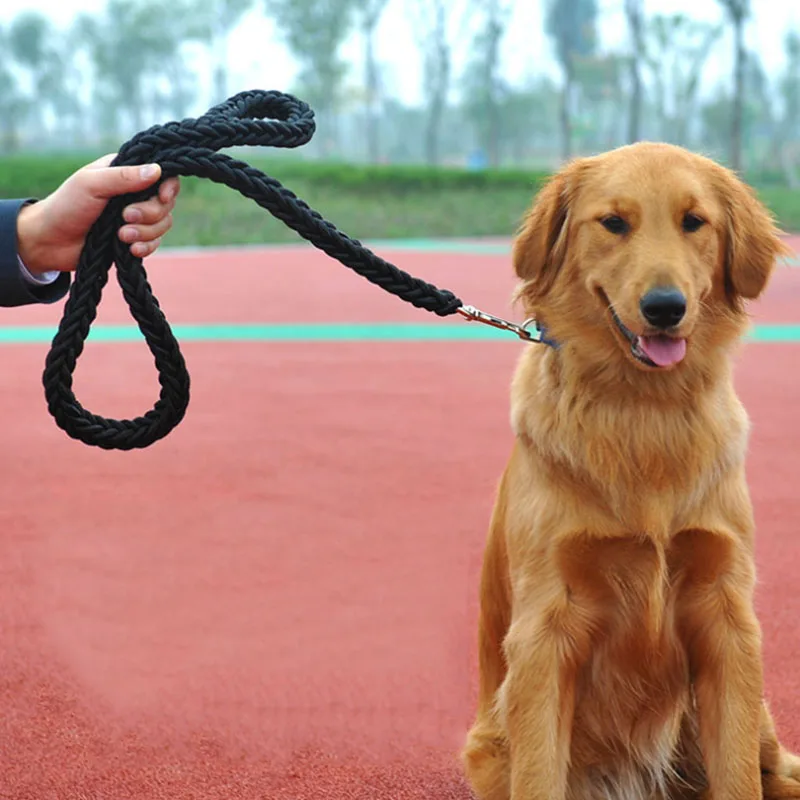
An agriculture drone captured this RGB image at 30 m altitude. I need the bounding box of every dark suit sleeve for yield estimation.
[0,199,70,307]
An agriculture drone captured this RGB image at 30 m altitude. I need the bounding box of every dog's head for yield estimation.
[513,142,788,374]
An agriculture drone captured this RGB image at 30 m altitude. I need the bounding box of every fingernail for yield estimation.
[123,208,143,223]
[140,164,159,179]
[120,227,138,242]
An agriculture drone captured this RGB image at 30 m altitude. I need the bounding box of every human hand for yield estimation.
[16,153,181,274]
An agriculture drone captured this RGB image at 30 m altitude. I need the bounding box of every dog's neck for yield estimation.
[510,344,750,533]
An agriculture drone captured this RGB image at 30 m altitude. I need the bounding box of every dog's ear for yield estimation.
[512,166,576,299]
[717,168,790,301]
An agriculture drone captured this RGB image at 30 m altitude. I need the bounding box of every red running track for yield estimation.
[1,239,800,799]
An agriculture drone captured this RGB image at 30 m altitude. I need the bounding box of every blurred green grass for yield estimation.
[168,176,544,246]
[1,153,798,245]
[754,186,800,234]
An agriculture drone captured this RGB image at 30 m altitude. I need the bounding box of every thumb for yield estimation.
[78,159,163,200]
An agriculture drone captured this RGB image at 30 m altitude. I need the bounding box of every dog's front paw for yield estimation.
[763,757,800,800]
[781,752,800,782]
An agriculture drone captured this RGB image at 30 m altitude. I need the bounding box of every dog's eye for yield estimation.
[600,215,629,235]
[682,213,706,233]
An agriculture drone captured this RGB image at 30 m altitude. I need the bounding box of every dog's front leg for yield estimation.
[499,593,594,800]
[680,556,764,800]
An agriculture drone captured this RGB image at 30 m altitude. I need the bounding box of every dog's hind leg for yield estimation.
[462,470,513,800]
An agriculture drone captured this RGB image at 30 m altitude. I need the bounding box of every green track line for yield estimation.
[0,322,798,344]
[164,239,800,265]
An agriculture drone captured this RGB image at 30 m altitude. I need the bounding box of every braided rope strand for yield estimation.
[42,90,464,450]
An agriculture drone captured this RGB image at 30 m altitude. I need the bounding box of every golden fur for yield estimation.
[462,142,799,800]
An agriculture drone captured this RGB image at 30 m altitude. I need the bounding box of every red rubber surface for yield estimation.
[2,238,799,798]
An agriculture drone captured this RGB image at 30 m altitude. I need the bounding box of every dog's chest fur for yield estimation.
[565,538,701,800]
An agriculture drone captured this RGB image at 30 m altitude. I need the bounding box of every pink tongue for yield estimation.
[637,335,687,367]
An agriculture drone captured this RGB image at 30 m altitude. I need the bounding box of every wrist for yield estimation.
[16,201,48,275]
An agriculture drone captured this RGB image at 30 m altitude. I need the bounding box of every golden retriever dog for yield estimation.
[461,142,800,800]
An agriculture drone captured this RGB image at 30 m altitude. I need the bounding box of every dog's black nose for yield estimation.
[640,287,686,329]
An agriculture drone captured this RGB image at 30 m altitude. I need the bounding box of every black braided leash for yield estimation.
[43,90,541,451]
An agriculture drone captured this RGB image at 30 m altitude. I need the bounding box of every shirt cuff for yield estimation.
[18,255,61,286]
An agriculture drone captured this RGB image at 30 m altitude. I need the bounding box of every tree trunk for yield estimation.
[364,22,380,163]
[628,59,642,143]
[654,73,667,141]
[425,92,444,165]
[487,102,501,166]
[625,0,643,143]
[486,16,502,166]
[559,60,573,162]
[212,35,228,104]
[424,31,449,166]
[731,16,745,172]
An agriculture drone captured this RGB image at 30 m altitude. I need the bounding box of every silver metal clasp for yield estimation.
[456,305,543,343]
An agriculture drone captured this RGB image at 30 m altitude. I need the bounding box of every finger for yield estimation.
[123,177,180,224]
[118,213,173,245]
[130,237,163,259]
[83,153,117,170]
[158,177,181,204]
[123,194,175,225]
[79,163,163,201]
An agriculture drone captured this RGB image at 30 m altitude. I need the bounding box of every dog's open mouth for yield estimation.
[608,305,687,369]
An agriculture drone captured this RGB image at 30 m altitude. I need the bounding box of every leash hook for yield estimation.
[456,305,545,343]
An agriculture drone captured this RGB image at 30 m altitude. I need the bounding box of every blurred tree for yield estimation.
[381,98,427,162]
[0,26,27,152]
[410,0,471,165]
[701,91,733,157]
[76,0,204,138]
[264,0,356,155]
[778,31,800,187]
[573,53,626,151]
[498,78,560,165]
[624,0,645,143]
[7,12,83,144]
[152,56,200,122]
[783,32,800,128]
[461,0,512,166]
[8,12,50,77]
[716,0,750,171]
[744,51,776,171]
[544,0,598,161]
[38,43,86,146]
[644,14,722,147]
[354,0,390,163]
[700,50,769,166]
[194,0,255,103]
